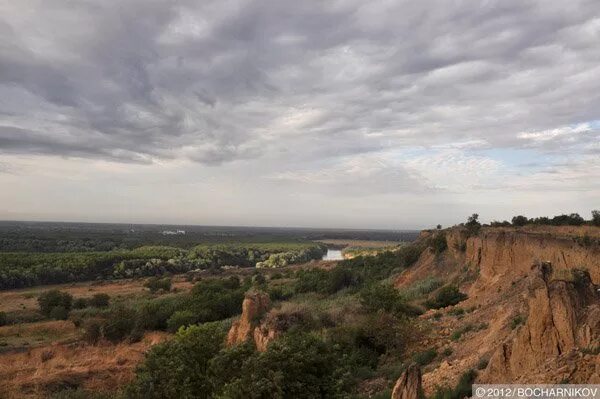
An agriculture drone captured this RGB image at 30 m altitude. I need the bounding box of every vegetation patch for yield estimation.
[425,285,468,309]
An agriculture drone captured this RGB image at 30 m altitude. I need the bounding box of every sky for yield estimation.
[0,0,599,229]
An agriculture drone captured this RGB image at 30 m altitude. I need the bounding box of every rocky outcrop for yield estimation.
[482,264,600,382]
[465,228,600,285]
[226,291,271,347]
[392,364,422,399]
[253,323,279,352]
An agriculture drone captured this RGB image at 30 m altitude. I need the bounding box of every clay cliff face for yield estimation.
[462,228,600,285]
[226,291,271,348]
[482,264,600,383]
[392,364,422,399]
[396,226,599,391]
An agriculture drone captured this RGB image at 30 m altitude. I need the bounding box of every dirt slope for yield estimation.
[394,226,600,394]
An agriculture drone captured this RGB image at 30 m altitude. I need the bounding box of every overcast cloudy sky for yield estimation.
[1,0,599,229]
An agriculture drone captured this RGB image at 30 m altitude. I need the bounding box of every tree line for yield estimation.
[0,243,326,290]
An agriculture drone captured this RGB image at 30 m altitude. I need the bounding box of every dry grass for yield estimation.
[0,331,169,399]
[0,320,77,350]
[0,276,194,312]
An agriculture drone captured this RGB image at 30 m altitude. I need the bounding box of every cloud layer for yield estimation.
[1,0,599,227]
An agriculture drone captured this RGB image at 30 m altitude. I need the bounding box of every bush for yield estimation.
[450,324,475,341]
[89,293,110,308]
[360,284,421,317]
[413,348,437,366]
[144,277,172,293]
[215,332,343,398]
[511,215,528,227]
[592,210,600,227]
[510,315,525,330]
[102,306,137,343]
[267,286,293,302]
[425,285,467,309]
[477,357,489,370]
[125,322,228,399]
[166,310,197,333]
[0,311,7,326]
[401,277,443,300]
[430,233,448,255]
[294,268,330,293]
[49,305,70,320]
[431,369,477,399]
[73,298,88,309]
[83,319,102,344]
[38,290,73,316]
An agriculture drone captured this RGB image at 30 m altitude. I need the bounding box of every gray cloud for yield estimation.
[1,0,599,167]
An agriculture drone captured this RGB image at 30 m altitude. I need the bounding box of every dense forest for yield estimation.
[0,243,327,290]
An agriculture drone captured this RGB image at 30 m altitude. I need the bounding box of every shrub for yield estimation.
[102,306,137,343]
[0,311,7,326]
[448,308,465,316]
[212,332,345,398]
[581,346,600,355]
[430,233,448,255]
[125,322,228,399]
[270,272,284,280]
[413,348,437,366]
[450,324,475,341]
[510,315,525,330]
[49,306,70,320]
[73,298,88,309]
[128,327,144,343]
[360,284,421,317]
[267,286,293,302]
[477,357,489,370]
[89,293,110,308]
[401,277,443,300]
[223,276,241,289]
[166,310,197,333]
[294,268,330,293]
[252,273,266,286]
[83,319,102,344]
[425,285,468,309]
[431,369,477,399]
[136,297,181,331]
[38,290,73,316]
[592,210,600,227]
[511,215,528,227]
[442,347,453,356]
[144,277,172,293]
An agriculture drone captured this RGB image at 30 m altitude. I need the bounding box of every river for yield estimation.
[322,248,344,261]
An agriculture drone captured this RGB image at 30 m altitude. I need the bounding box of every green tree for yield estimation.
[591,210,600,227]
[511,215,529,227]
[466,214,480,227]
[126,322,227,399]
